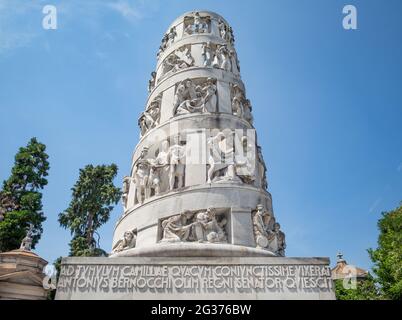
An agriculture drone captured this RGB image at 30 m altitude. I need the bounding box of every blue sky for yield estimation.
[0,0,401,271]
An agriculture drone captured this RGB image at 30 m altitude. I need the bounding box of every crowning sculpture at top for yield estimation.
[111,11,285,258]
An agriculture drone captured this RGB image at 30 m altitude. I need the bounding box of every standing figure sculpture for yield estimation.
[202,42,214,67]
[122,176,131,210]
[132,146,152,204]
[218,19,228,40]
[149,140,170,195]
[217,45,231,71]
[232,84,245,118]
[169,137,186,190]
[20,224,34,251]
[201,78,217,113]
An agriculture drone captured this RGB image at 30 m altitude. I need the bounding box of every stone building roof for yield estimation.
[331,252,368,280]
[0,231,48,300]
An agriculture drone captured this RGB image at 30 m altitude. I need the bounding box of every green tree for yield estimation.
[368,203,402,300]
[335,274,380,300]
[0,138,50,252]
[58,164,121,257]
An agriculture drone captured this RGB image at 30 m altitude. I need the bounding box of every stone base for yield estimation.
[55,256,335,300]
[110,243,277,258]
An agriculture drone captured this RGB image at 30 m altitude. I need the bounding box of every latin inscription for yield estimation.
[57,264,333,293]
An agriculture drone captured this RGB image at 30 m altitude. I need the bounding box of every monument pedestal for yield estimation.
[55,255,335,300]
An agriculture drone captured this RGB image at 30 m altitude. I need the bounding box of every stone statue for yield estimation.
[150,140,171,194]
[138,106,160,136]
[185,12,208,34]
[229,48,240,72]
[193,208,227,243]
[157,34,168,58]
[235,136,256,184]
[112,229,137,253]
[207,131,240,183]
[169,137,185,190]
[228,26,235,46]
[132,146,152,204]
[148,71,156,93]
[243,99,253,124]
[200,78,217,113]
[267,222,286,256]
[212,45,231,71]
[218,45,231,71]
[160,211,195,242]
[122,176,131,209]
[207,132,225,183]
[202,42,214,67]
[20,224,34,251]
[218,19,227,40]
[231,84,245,118]
[166,26,177,47]
[138,95,161,136]
[252,204,273,249]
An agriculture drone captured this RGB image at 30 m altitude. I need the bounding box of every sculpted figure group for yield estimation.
[207,131,259,185]
[202,43,240,73]
[173,78,217,115]
[138,94,161,137]
[161,46,194,78]
[157,26,177,58]
[160,208,227,243]
[184,12,209,35]
[130,139,186,205]
[252,204,286,256]
[218,19,235,46]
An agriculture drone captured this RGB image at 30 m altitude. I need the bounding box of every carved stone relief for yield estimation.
[138,94,161,136]
[202,42,239,73]
[157,26,177,58]
[217,19,235,46]
[173,78,217,115]
[252,204,285,256]
[159,208,227,243]
[184,12,210,35]
[207,131,257,185]
[161,45,194,78]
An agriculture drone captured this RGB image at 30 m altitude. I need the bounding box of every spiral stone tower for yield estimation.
[112,10,283,258]
[56,11,335,300]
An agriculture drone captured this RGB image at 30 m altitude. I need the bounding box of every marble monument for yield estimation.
[56,11,335,300]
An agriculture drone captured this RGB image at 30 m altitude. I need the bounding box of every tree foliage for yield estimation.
[335,274,380,300]
[0,138,49,252]
[368,203,402,300]
[58,164,121,257]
